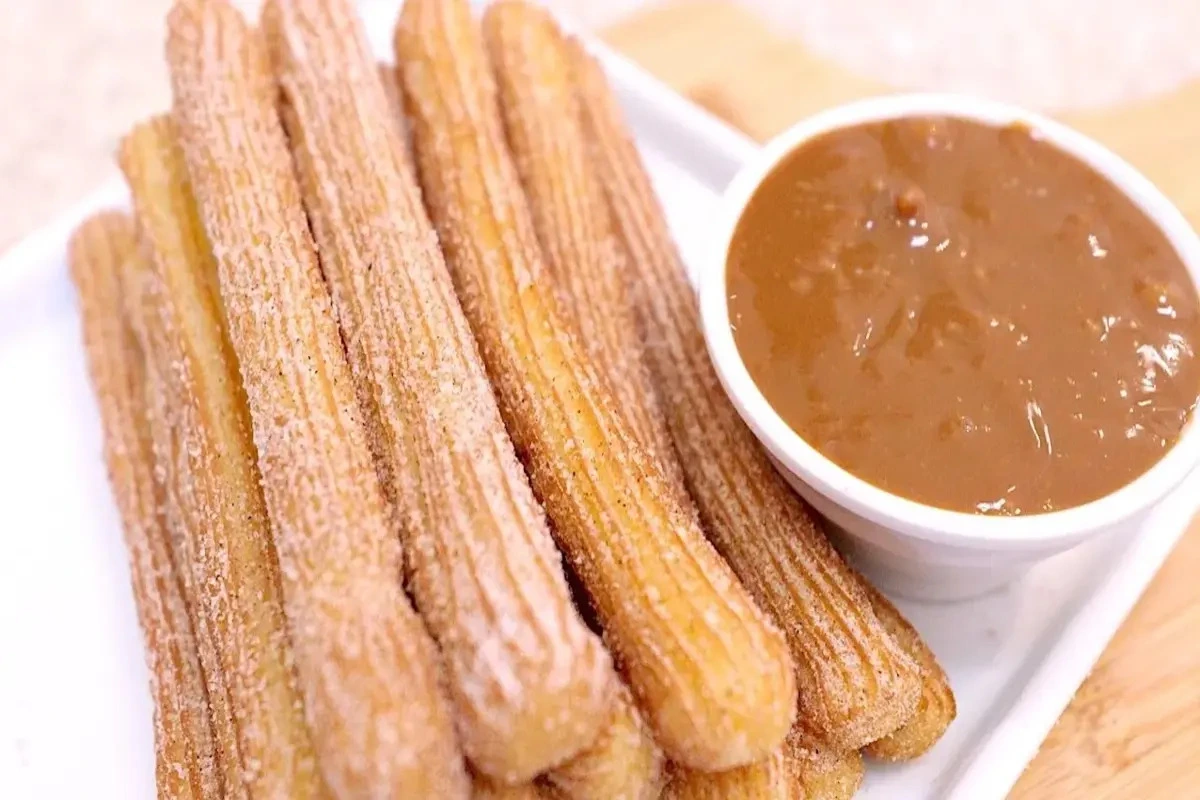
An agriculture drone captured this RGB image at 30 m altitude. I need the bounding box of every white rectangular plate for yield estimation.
[1,4,1196,799]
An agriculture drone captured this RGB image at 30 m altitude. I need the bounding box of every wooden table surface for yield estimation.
[603,3,1200,798]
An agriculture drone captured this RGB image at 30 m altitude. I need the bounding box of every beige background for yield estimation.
[1,0,170,249]
[0,0,626,250]
[7,0,1198,249]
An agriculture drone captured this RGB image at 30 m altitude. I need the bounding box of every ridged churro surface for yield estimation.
[863,588,956,760]
[396,0,795,771]
[571,40,926,751]
[120,113,326,800]
[165,2,468,796]
[70,212,222,800]
[120,217,247,800]
[483,0,678,480]
[262,0,613,782]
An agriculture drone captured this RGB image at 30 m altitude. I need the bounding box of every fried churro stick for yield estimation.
[118,225,246,800]
[571,41,928,751]
[396,0,795,771]
[483,5,868,787]
[482,0,678,483]
[120,114,326,800]
[262,0,613,782]
[862,588,956,760]
[543,682,666,800]
[70,212,222,800]
[165,2,468,797]
[664,727,864,800]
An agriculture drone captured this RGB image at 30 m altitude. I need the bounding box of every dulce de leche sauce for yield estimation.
[727,116,1200,515]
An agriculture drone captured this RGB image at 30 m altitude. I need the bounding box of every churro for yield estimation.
[262,0,613,782]
[572,40,928,751]
[165,2,468,796]
[543,682,666,800]
[863,588,956,760]
[664,726,864,800]
[120,113,326,800]
[70,212,222,800]
[396,0,795,771]
[120,243,246,800]
[483,0,678,481]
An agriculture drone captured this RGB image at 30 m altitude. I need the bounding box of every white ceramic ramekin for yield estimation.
[702,93,1200,601]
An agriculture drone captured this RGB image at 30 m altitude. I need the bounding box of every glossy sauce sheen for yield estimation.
[727,117,1200,515]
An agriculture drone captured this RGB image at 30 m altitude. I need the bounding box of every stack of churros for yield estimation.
[397,0,796,774]
[261,0,614,784]
[70,1,954,797]
[70,213,222,800]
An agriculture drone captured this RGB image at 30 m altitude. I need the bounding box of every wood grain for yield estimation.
[603,3,1200,798]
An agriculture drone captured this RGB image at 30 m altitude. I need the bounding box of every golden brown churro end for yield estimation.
[663,724,864,800]
[543,682,667,800]
[863,587,957,761]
